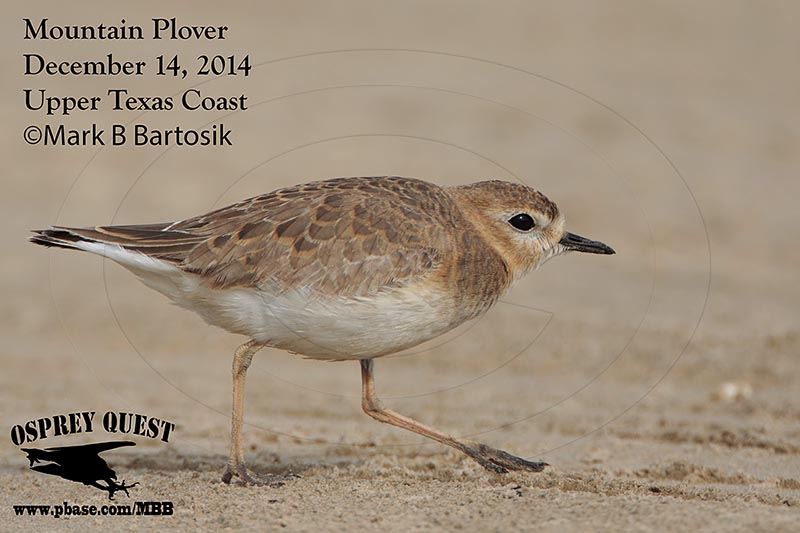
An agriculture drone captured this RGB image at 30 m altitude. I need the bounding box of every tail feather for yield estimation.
[30,224,208,264]
[30,233,79,250]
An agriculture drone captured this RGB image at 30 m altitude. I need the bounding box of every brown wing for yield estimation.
[167,176,459,296]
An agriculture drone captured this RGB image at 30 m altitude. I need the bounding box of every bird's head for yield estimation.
[21,448,45,467]
[449,180,615,282]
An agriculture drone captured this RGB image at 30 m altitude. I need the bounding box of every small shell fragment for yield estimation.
[712,381,753,402]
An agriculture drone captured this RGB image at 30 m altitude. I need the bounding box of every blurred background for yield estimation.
[1,1,798,529]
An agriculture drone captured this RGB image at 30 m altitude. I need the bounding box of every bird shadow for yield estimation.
[111,447,344,478]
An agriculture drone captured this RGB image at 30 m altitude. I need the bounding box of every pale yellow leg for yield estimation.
[221,340,297,486]
[359,359,547,474]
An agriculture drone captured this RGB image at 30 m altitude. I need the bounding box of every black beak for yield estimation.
[559,232,615,255]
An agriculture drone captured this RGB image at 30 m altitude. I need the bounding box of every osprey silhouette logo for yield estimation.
[21,441,138,499]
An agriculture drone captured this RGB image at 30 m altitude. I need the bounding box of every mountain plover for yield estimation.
[31,175,614,484]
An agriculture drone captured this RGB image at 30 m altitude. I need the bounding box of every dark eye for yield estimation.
[508,213,535,231]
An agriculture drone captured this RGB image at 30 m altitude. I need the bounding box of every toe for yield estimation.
[222,463,300,487]
[475,444,548,472]
[461,442,548,473]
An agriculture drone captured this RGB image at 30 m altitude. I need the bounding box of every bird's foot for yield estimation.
[115,480,139,498]
[102,479,139,500]
[460,442,547,474]
[221,462,301,487]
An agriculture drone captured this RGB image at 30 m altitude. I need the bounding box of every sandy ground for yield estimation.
[1,1,798,531]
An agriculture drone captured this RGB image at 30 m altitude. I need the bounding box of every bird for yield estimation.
[31,175,615,485]
[21,441,138,499]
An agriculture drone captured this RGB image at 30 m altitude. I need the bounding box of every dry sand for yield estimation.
[1,1,798,531]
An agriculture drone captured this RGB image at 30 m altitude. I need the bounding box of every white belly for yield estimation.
[90,243,464,360]
[189,283,460,360]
